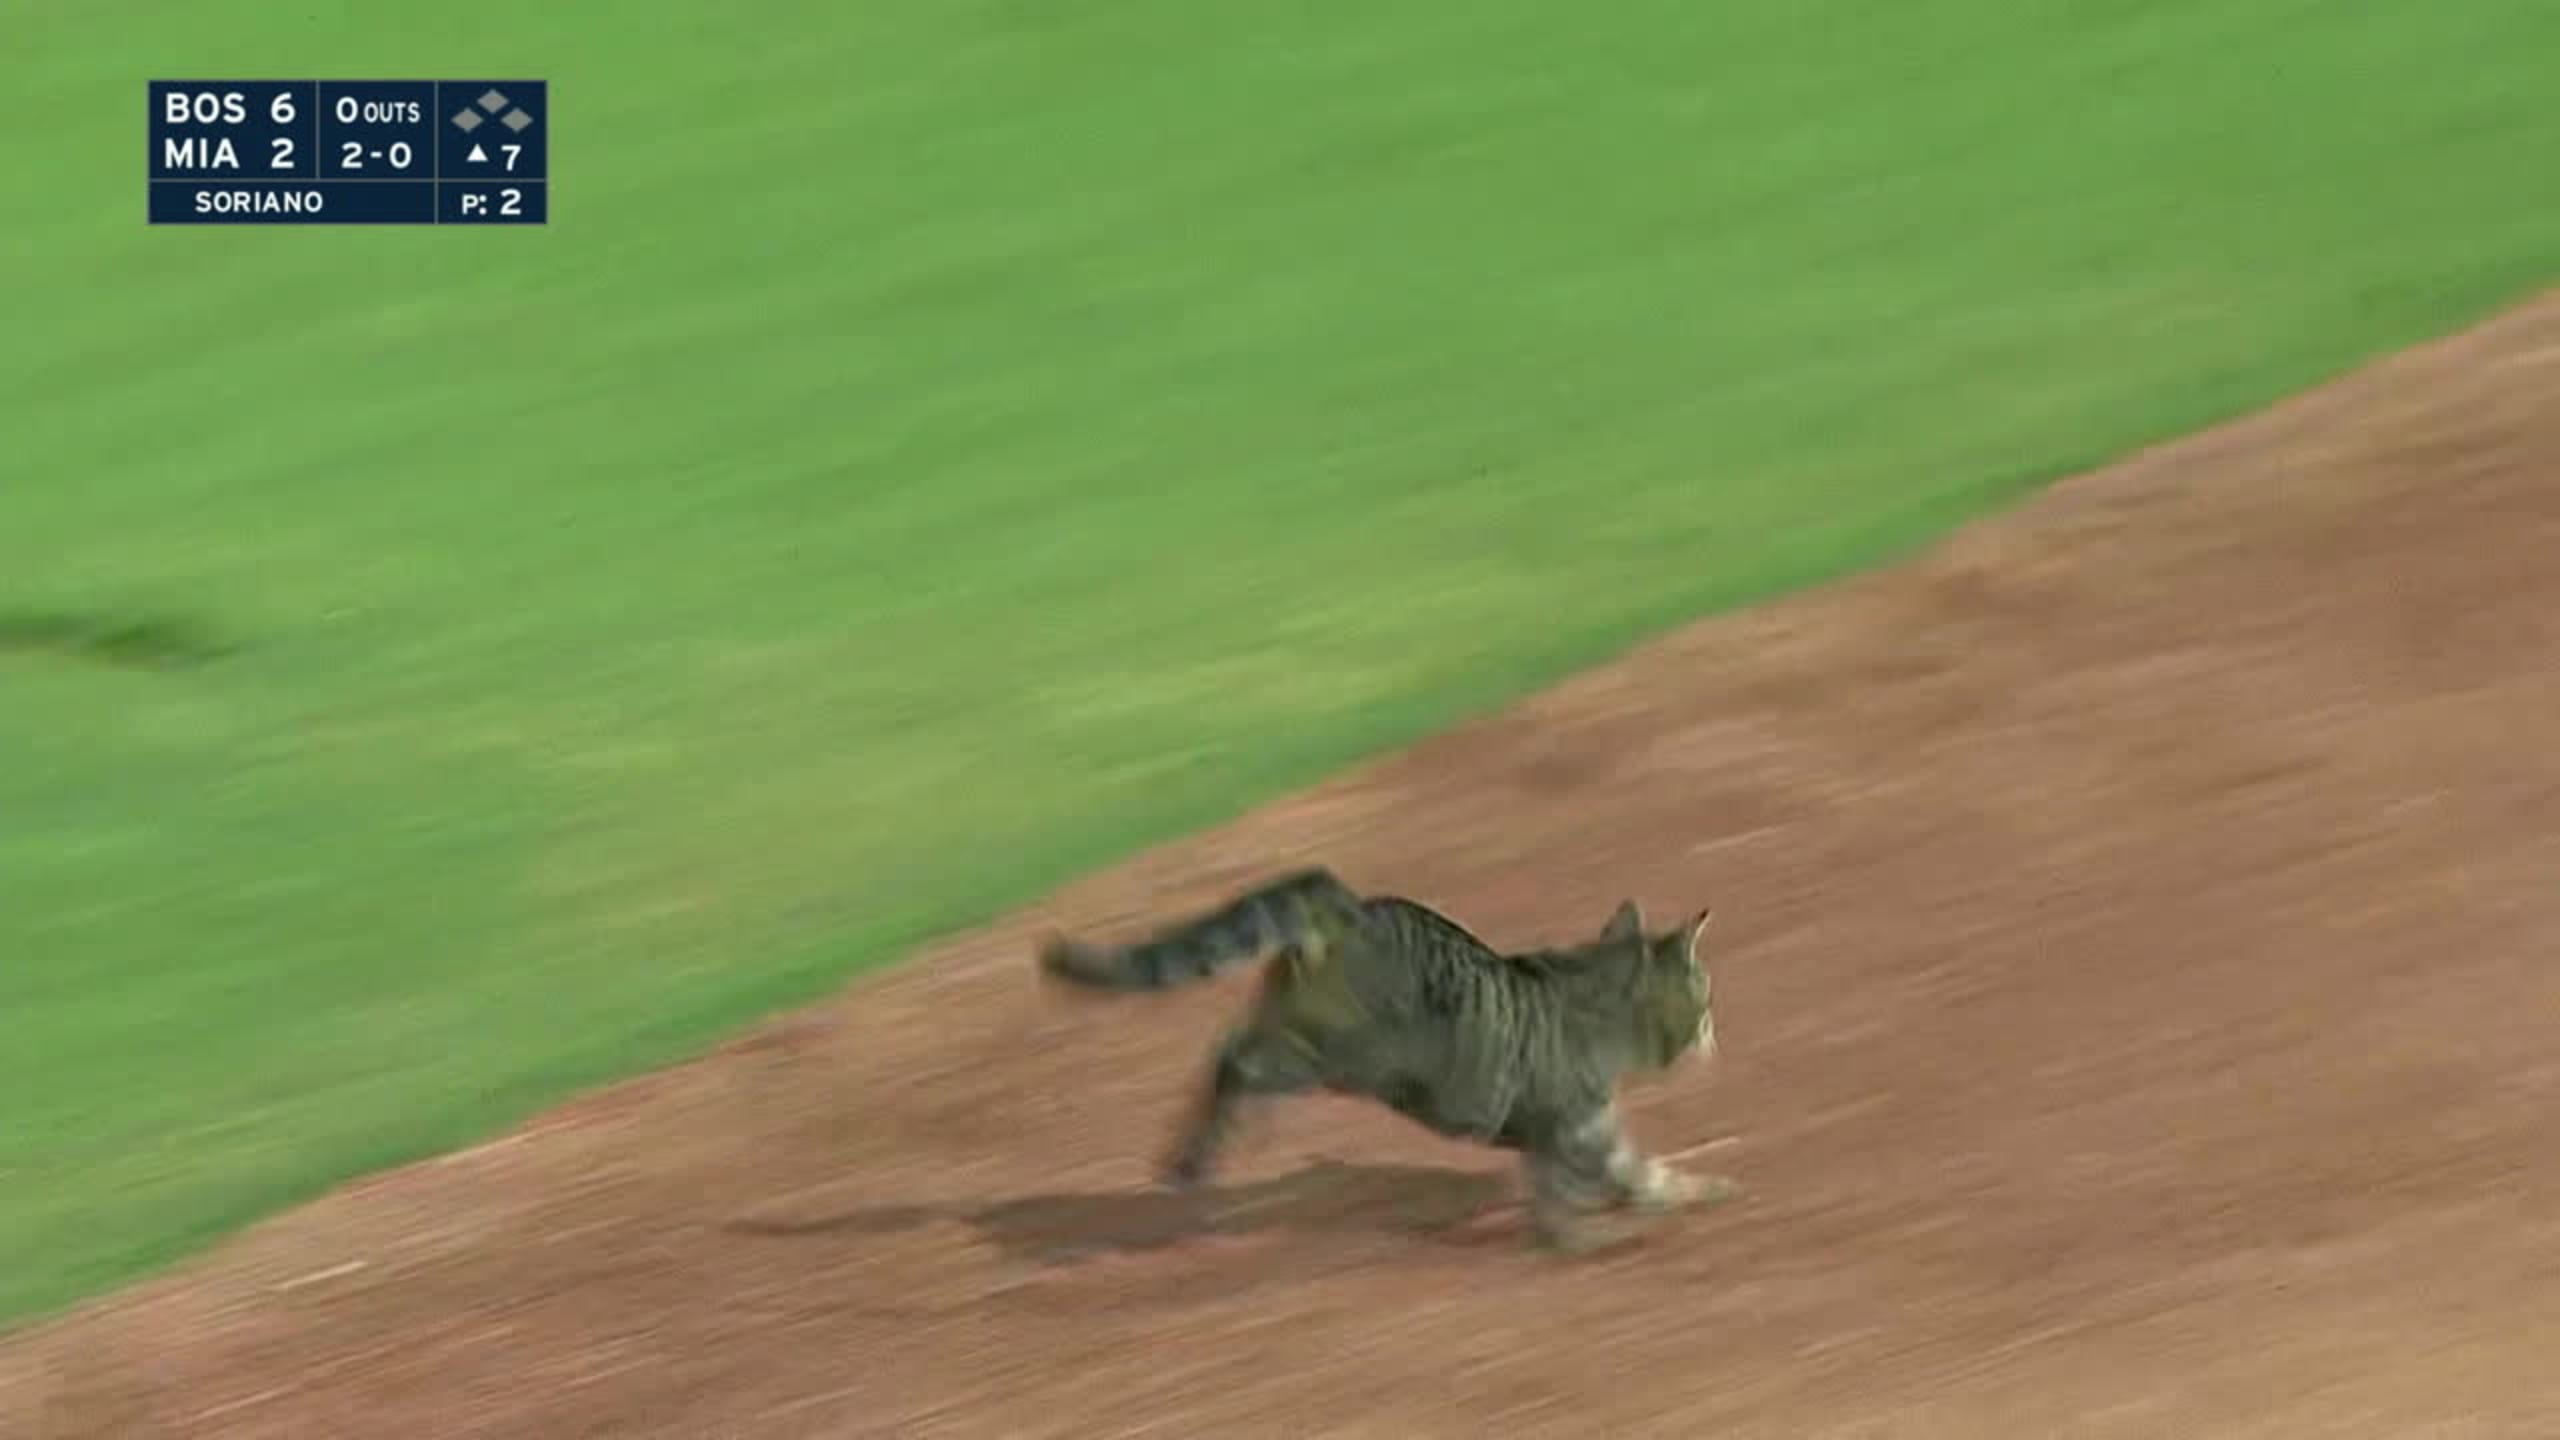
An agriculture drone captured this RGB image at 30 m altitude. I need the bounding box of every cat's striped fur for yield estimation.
[1038,867,1728,1252]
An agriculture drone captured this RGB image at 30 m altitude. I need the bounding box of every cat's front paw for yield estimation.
[1631,1166,1738,1214]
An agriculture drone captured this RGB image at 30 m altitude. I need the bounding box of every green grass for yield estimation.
[5,0,2554,1329]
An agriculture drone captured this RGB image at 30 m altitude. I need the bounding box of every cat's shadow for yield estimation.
[729,1158,1516,1264]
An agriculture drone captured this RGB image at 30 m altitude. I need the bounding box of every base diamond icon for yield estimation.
[452,108,483,131]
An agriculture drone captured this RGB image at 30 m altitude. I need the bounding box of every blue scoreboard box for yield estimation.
[149,80,550,225]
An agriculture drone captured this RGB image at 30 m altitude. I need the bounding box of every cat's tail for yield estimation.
[1036,867,1360,993]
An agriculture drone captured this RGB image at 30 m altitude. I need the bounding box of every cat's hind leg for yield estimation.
[1161,1022,1319,1191]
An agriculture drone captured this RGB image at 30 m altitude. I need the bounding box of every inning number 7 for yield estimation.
[501,143,522,172]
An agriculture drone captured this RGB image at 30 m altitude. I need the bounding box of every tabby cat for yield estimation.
[1037,867,1729,1252]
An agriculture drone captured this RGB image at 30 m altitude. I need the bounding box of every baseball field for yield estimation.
[7,2,2559,1432]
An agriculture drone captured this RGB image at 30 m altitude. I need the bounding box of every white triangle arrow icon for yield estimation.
[467,144,488,163]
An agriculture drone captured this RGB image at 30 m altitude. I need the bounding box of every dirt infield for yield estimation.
[10,296,2560,1438]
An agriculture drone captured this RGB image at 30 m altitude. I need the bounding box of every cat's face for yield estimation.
[1652,909,1715,1063]
[1600,901,1717,1067]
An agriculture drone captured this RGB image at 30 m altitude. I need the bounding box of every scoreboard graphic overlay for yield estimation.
[150,81,549,225]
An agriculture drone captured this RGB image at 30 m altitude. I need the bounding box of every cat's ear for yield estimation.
[1680,906,1714,968]
[1601,899,1645,943]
